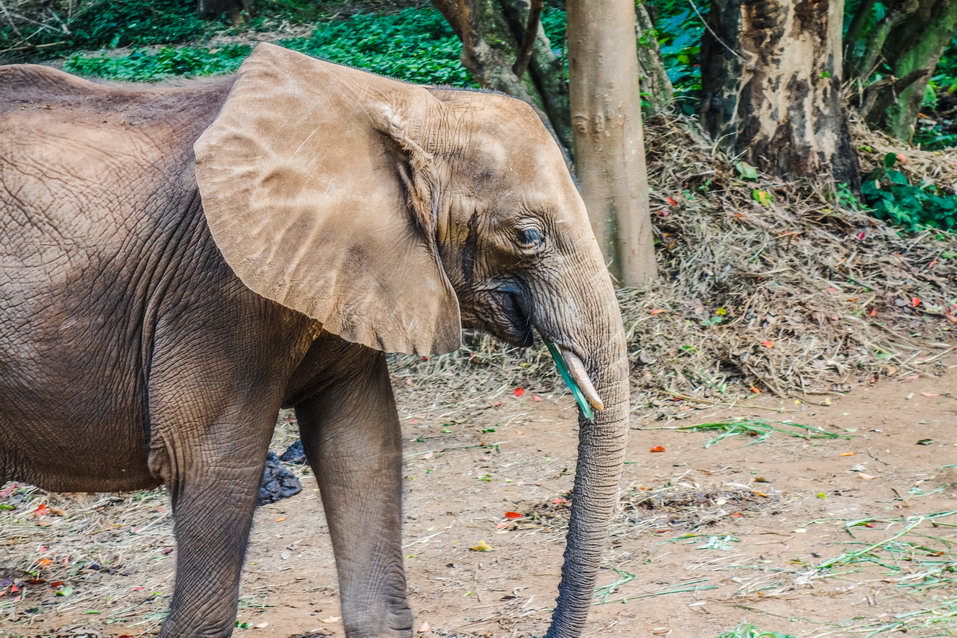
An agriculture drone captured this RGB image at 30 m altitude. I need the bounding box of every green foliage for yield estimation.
[282,9,472,86]
[63,8,472,86]
[65,44,251,82]
[860,153,957,231]
[654,5,704,113]
[1,0,211,57]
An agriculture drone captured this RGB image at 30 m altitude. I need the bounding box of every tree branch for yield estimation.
[511,0,543,78]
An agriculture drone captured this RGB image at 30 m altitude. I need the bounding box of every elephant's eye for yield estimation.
[515,226,545,250]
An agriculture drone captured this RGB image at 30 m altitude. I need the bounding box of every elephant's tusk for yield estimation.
[544,341,604,418]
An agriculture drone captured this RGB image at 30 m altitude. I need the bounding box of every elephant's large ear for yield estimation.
[194,43,460,355]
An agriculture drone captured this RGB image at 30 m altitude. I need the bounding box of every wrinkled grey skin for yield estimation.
[0,55,629,638]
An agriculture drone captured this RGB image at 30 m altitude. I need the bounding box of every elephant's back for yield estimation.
[0,64,234,123]
[0,67,234,491]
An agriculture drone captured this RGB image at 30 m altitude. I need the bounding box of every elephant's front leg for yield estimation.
[296,349,412,637]
[149,395,281,638]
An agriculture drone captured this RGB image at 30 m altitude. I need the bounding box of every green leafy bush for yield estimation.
[64,8,472,86]
[860,153,957,231]
[65,44,251,82]
[655,6,704,113]
[282,9,472,86]
[0,0,211,59]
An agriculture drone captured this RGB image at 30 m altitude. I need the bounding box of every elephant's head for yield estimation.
[194,43,629,638]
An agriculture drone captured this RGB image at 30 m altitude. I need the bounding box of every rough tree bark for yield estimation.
[431,0,572,153]
[848,0,957,141]
[700,0,860,187]
[567,0,658,287]
[635,1,674,114]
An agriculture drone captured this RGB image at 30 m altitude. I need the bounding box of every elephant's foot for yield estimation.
[342,603,413,638]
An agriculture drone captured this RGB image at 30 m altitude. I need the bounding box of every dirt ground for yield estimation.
[1,360,955,638]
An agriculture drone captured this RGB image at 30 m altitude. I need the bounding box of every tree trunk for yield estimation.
[567,0,657,287]
[431,0,572,154]
[635,1,674,114]
[700,0,860,188]
[881,0,957,140]
[197,0,248,22]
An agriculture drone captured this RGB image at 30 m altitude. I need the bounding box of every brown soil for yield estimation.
[1,361,955,638]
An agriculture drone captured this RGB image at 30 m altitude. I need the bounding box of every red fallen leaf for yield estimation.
[868,307,878,317]
[419,356,429,362]
[856,230,866,240]
[9,585,19,593]
[761,341,775,348]
[912,297,922,307]
[504,512,523,520]
[648,308,666,315]
[551,497,568,505]
[133,586,144,591]
[33,504,49,516]
[649,445,666,453]
[49,581,64,588]
[730,512,743,518]
[513,387,525,397]
[665,196,678,206]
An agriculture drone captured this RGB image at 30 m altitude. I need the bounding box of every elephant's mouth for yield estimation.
[493,281,534,348]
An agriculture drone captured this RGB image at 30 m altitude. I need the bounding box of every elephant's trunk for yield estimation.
[544,276,630,637]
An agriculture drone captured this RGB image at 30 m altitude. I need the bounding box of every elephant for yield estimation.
[0,43,630,638]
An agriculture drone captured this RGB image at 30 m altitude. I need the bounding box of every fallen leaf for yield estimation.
[469,540,493,552]
[551,497,568,505]
[912,297,922,307]
[749,386,762,394]
[32,504,49,517]
[275,516,286,523]
[649,308,666,315]
[840,451,856,457]
[37,558,52,568]
[649,445,666,453]
[920,392,941,398]
[859,473,876,480]
[760,341,775,348]
[504,512,522,520]
[513,387,525,397]
[752,189,773,206]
